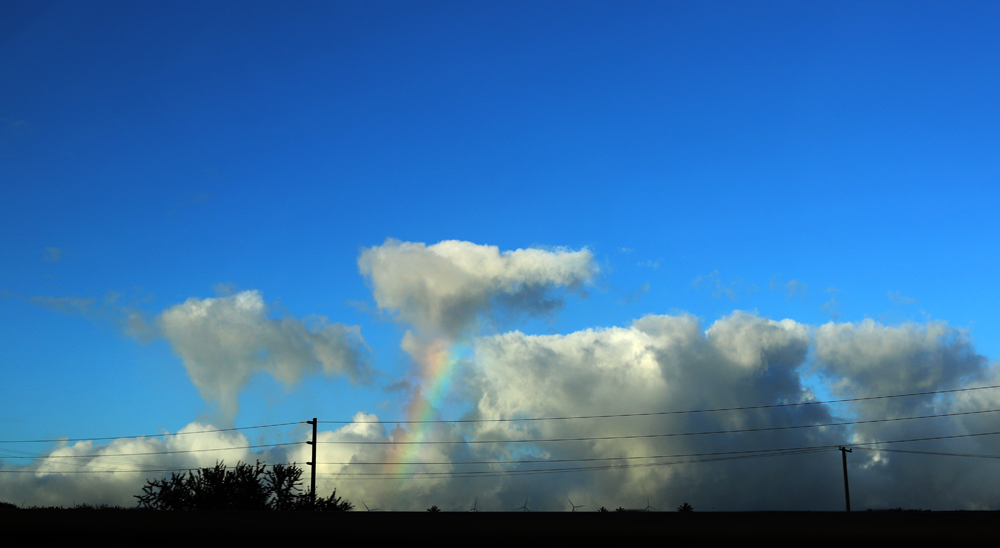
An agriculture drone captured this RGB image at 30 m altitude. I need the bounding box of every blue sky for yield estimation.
[2,1,1000,510]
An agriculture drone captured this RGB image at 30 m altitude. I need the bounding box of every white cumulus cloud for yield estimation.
[358,239,597,337]
[158,290,371,422]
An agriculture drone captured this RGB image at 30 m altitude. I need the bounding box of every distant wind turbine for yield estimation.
[643,496,657,512]
[567,497,586,512]
[361,500,380,512]
[515,496,530,512]
[468,497,479,512]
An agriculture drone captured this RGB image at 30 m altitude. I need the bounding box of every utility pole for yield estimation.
[839,446,852,512]
[307,418,317,507]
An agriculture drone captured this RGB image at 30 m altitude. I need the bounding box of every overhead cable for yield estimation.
[3,442,305,460]
[318,383,1000,425]
[0,421,307,444]
[853,447,1000,460]
[315,408,1000,445]
[319,448,838,480]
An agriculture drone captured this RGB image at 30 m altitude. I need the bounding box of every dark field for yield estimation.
[3,510,997,541]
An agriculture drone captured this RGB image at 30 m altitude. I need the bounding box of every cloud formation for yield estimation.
[814,319,984,400]
[692,271,756,301]
[358,239,596,337]
[158,290,371,422]
[887,290,918,306]
[460,312,838,511]
[23,292,156,342]
[812,319,996,509]
[770,275,808,300]
[7,240,999,510]
[618,282,650,304]
[43,247,62,262]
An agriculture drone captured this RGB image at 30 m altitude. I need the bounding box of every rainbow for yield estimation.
[388,337,471,477]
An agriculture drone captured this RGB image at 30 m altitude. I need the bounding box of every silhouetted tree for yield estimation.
[677,502,693,512]
[264,463,303,511]
[427,505,441,512]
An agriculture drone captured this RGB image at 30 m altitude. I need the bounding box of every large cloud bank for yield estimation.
[315,314,997,512]
[158,290,371,422]
[5,312,999,510]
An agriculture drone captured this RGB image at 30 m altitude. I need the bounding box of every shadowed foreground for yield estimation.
[1,511,996,541]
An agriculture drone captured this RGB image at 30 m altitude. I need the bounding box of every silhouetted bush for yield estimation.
[677,502,693,512]
[135,460,351,511]
[313,488,353,512]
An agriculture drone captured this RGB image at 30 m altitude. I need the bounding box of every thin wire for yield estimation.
[0,421,307,444]
[319,449,838,480]
[0,462,301,474]
[333,449,836,475]
[314,408,1000,446]
[850,430,1000,447]
[5,383,996,446]
[0,466,197,474]
[318,383,1000,425]
[6,441,306,460]
[12,429,1000,475]
[853,447,1000,460]
[319,448,831,467]
[312,431,1000,479]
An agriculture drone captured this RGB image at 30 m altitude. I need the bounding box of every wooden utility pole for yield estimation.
[840,446,852,512]
[307,418,317,507]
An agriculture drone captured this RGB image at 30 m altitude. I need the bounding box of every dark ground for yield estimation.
[2,510,998,541]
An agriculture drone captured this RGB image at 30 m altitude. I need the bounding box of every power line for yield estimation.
[5,383,1000,476]
[310,431,1000,480]
[9,430,1000,476]
[2,441,305,460]
[848,430,1000,447]
[318,383,1000,425]
[0,466,199,474]
[853,447,1000,460]
[0,421,307,444]
[318,448,838,480]
[314,408,1000,446]
[0,462,302,474]
[320,448,835,467]
[153,430,1000,468]
[4,383,996,447]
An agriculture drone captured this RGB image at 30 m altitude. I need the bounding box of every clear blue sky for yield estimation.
[2,1,999,510]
